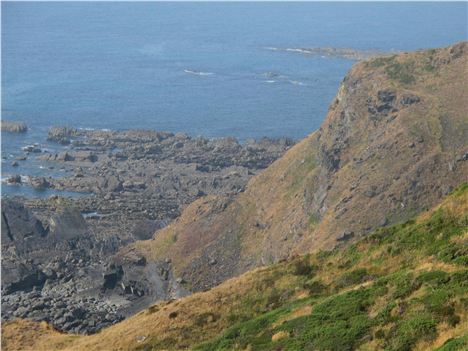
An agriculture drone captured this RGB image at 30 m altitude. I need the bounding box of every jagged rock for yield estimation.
[30,177,50,189]
[6,175,22,184]
[336,231,355,242]
[47,126,79,144]
[1,120,28,133]
[21,145,42,153]
[102,266,123,290]
[56,152,75,162]
[400,94,420,105]
[72,151,98,162]
[49,207,88,241]
[3,266,47,294]
[1,199,47,245]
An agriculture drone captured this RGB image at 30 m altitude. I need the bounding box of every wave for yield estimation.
[263,46,280,51]
[285,48,312,54]
[262,71,279,79]
[184,69,214,76]
[2,175,30,183]
[289,80,307,86]
[264,80,276,84]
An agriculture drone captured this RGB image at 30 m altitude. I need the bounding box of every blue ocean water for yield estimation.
[1,2,467,197]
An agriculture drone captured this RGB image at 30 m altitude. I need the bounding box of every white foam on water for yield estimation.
[289,80,306,86]
[184,69,214,76]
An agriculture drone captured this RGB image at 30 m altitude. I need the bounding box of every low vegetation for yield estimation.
[3,184,467,350]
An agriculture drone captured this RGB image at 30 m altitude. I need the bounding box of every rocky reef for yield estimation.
[1,127,293,334]
[266,46,391,60]
[1,120,28,133]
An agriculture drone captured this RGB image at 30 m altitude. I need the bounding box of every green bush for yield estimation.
[387,313,437,351]
[392,273,421,299]
[336,268,369,289]
[292,256,315,276]
[384,59,416,84]
[304,279,326,296]
[417,270,450,286]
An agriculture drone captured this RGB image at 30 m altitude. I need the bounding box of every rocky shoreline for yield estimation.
[1,126,294,334]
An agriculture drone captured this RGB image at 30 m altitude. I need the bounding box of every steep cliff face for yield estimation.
[124,43,468,292]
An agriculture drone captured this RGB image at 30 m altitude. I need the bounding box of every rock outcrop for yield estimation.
[1,120,28,133]
[1,200,125,334]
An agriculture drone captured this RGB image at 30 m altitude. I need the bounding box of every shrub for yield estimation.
[417,270,450,286]
[384,59,416,84]
[387,313,437,351]
[336,268,368,289]
[391,273,421,299]
[303,280,326,295]
[292,256,315,276]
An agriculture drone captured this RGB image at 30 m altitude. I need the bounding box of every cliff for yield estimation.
[128,42,468,292]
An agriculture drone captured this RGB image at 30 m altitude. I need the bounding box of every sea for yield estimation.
[2,2,467,197]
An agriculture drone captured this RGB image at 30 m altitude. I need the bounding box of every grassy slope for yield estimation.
[130,42,468,292]
[3,184,467,350]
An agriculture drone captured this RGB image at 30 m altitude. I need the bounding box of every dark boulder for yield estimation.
[30,177,50,189]
[336,231,355,242]
[7,175,22,184]
[49,207,88,241]
[2,262,47,294]
[102,265,123,290]
[1,199,48,245]
[400,94,420,106]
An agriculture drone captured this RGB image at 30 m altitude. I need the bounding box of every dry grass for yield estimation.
[124,42,468,294]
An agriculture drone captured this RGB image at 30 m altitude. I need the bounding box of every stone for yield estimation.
[7,175,22,184]
[400,94,420,105]
[337,231,355,242]
[56,152,75,162]
[47,126,78,144]
[30,177,50,189]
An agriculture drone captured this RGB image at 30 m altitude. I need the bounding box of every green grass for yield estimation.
[369,49,442,85]
[385,59,416,84]
[192,185,468,351]
[435,335,468,351]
